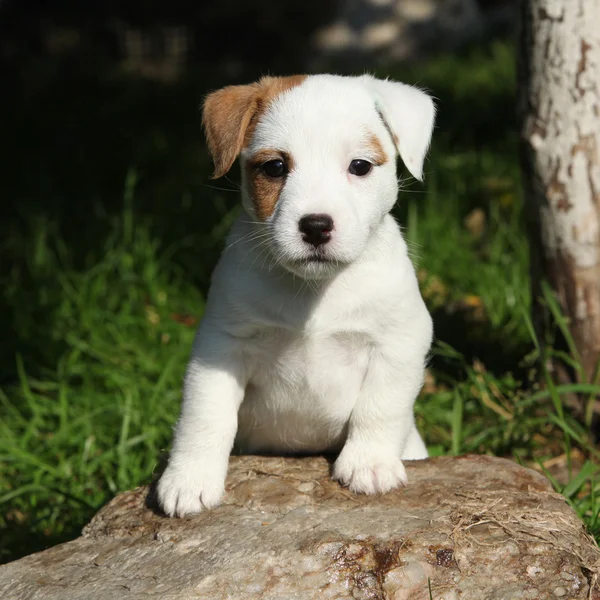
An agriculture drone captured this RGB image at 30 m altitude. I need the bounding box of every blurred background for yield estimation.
[1,0,548,564]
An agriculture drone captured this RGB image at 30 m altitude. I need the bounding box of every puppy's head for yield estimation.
[203,74,435,279]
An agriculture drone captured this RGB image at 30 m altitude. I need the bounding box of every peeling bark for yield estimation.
[519,0,600,381]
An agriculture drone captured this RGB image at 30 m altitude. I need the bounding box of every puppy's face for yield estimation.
[203,75,435,279]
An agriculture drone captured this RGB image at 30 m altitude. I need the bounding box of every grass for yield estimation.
[1,202,202,557]
[3,39,600,564]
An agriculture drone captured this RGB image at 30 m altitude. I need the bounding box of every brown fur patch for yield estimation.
[202,75,307,179]
[366,133,388,166]
[245,150,294,221]
[376,108,400,152]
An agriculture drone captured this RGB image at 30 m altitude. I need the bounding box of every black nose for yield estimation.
[298,214,334,248]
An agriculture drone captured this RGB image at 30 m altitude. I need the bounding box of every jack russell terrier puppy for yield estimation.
[157,74,435,517]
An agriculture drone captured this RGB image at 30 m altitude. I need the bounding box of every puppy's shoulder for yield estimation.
[359,215,417,285]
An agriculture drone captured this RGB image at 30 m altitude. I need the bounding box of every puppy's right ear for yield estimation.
[360,75,435,181]
[202,84,259,179]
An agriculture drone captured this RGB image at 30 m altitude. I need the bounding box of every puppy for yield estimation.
[157,74,435,517]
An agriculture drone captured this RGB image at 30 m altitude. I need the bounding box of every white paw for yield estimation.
[401,425,429,460]
[333,447,408,495]
[156,458,226,517]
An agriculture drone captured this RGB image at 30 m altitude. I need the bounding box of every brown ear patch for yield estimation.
[203,85,260,179]
[376,108,400,154]
[245,150,294,221]
[367,133,388,166]
[202,75,307,179]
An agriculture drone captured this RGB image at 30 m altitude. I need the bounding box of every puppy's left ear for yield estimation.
[361,76,436,181]
[202,83,259,179]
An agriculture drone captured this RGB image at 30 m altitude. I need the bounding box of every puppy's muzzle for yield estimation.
[299,214,333,248]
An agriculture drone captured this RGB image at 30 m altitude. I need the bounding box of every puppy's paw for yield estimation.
[156,459,226,517]
[333,447,408,495]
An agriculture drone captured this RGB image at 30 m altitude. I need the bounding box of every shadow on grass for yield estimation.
[0,518,92,566]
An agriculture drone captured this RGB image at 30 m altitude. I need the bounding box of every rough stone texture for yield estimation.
[1,455,599,599]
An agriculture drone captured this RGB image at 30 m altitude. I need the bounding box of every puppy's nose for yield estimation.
[299,214,334,247]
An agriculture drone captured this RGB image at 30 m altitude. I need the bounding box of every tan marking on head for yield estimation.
[376,108,401,157]
[367,132,388,166]
[245,149,294,221]
[202,75,307,179]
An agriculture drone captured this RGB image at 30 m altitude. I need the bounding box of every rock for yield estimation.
[1,455,599,599]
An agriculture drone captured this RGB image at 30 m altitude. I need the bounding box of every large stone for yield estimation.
[1,455,599,599]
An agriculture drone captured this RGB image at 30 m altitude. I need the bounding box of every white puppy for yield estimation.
[157,74,435,517]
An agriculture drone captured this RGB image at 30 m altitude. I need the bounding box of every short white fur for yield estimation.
[157,74,436,517]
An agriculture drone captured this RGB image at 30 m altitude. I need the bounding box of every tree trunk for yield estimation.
[519,0,600,381]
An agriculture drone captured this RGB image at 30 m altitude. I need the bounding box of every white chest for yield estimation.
[235,327,372,453]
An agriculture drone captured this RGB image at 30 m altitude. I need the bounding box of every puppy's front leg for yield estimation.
[333,351,426,494]
[157,329,245,517]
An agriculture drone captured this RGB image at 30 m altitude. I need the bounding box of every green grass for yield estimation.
[1,201,203,557]
[3,40,600,563]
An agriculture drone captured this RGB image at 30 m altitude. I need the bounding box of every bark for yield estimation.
[519,0,600,381]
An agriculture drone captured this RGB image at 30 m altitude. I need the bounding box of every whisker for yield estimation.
[293,280,305,300]
[250,243,274,271]
[223,175,242,190]
[223,231,271,255]
[203,183,240,193]
[238,234,272,262]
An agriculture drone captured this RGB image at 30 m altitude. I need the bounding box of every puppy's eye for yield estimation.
[348,159,373,177]
[261,159,287,178]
